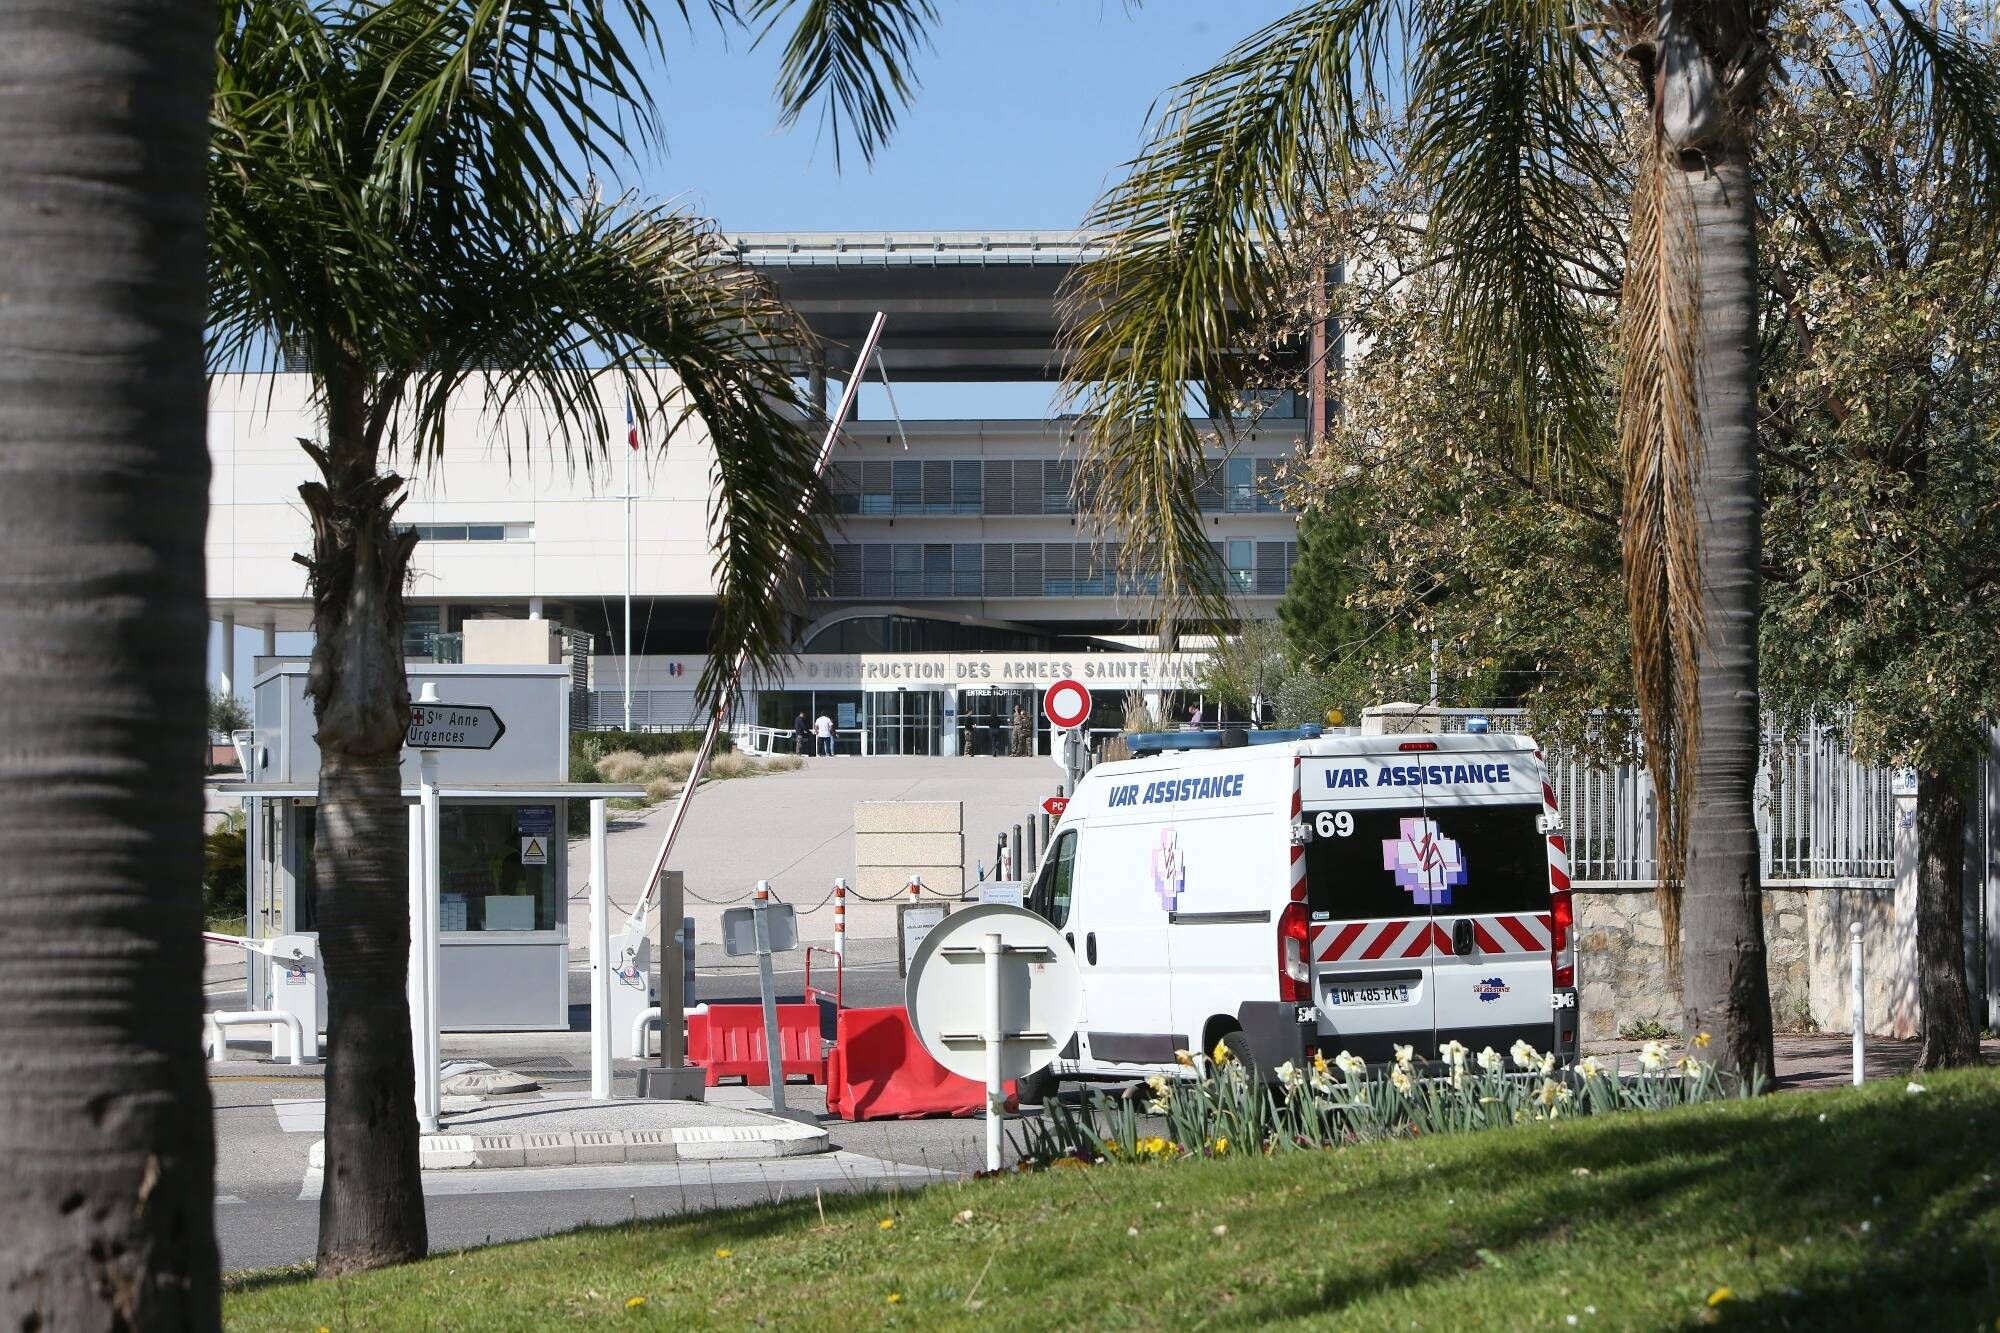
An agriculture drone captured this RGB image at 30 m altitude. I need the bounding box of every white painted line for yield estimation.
[270,1098,324,1134]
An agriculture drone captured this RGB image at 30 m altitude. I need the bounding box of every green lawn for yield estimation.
[227,1069,2000,1331]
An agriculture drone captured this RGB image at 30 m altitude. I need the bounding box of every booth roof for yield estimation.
[205,780,647,799]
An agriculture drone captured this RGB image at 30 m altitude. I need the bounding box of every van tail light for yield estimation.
[1550,888,1574,989]
[1279,902,1311,1002]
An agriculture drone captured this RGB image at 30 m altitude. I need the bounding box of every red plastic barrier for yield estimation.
[823,1005,1015,1121]
[685,1003,827,1086]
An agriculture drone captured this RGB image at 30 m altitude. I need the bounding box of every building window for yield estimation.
[1226,457,1255,512]
[398,522,534,542]
[1227,539,1255,593]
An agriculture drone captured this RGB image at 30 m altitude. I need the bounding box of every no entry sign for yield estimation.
[1043,678,1092,730]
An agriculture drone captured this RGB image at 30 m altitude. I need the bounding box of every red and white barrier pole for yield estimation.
[833,877,848,961]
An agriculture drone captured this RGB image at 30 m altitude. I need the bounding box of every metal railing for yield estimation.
[1425,708,1896,885]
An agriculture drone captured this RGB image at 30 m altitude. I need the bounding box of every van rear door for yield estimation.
[1422,802,1557,1059]
[1302,806,1439,1063]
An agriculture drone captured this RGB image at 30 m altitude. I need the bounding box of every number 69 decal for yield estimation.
[1313,810,1355,839]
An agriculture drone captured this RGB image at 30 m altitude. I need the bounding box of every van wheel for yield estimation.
[1016,1067,1060,1108]
[1213,1029,1260,1082]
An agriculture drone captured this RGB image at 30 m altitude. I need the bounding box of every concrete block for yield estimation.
[672,1122,829,1160]
[573,1130,629,1165]
[853,801,963,834]
[520,1131,577,1167]
[417,1134,483,1170]
[471,1133,525,1167]
[855,865,964,896]
[625,1129,679,1162]
[854,832,964,867]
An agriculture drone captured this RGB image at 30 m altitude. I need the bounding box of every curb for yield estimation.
[306,1119,828,1172]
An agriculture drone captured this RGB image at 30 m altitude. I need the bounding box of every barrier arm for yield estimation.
[620,310,888,937]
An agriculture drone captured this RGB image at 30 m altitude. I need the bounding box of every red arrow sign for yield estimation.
[1042,796,1069,817]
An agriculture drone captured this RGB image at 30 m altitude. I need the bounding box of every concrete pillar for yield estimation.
[261,622,276,657]
[219,611,235,696]
[1890,775,1922,1038]
[808,355,828,419]
[528,595,544,621]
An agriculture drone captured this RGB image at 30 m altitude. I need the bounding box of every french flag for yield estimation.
[626,397,640,452]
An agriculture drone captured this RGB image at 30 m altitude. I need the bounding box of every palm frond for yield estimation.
[1060,0,1397,637]
[1884,2,2000,230]
[1405,0,1620,473]
[386,202,827,700]
[751,0,936,168]
[1617,134,1703,960]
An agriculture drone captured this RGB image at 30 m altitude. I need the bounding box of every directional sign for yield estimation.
[1043,678,1091,730]
[406,703,507,750]
[1041,795,1069,818]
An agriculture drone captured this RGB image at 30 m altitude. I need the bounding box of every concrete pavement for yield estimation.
[562,756,1066,949]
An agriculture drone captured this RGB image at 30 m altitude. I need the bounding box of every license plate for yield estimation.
[1324,983,1410,1007]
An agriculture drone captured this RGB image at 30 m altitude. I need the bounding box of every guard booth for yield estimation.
[214,662,640,1030]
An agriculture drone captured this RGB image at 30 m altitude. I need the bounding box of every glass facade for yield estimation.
[827,455,1288,516]
[815,540,1297,600]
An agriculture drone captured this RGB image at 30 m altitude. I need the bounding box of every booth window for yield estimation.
[439,804,558,932]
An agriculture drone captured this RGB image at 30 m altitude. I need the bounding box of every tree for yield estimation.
[1758,2,2000,1069]
[208,0,854,1273]
[1042,0,2000,1085]
[209,689,251,737]
[1274,502,1368,665]
[0,1,220,1327]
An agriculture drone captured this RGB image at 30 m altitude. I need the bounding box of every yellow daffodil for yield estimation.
[714,1248,732,1259]
[1312,1050,1331,1076]
[1174,1048,1195,1066]
[1707,1286,1733,1307]
[625,1296,647,1310]
[878,1217,896,1230]
[1212,1136,1229,1154]
[888,1292,903,1305]
[1694,1031,1712,1048]
[1212,1039,1234,1065]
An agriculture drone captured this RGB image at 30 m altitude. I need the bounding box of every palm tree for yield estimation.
[1047,0,2000,1084]
[209,0,849,1274]
[0,1,220,1327]
[769,0,2000,1082]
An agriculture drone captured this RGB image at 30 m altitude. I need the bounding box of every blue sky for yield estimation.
[212,1,1299,689]
[628,1,1295,231]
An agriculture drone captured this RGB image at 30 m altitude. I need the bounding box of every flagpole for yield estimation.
[624,399,635,732]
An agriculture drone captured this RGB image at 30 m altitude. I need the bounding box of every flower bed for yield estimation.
[1012,1035,1755,1168]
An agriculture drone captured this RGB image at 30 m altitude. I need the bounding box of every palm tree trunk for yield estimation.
[300,364,428,1275]
[0,1,220,1326]
[1913,769,1980,1069]
[1676,138,1776,1085]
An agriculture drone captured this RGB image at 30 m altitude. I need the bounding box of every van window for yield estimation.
[1027,829,1077,928]
[1306,803,1546,921]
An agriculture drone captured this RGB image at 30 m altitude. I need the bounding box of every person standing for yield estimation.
[1010,703,1031,756]
[792,709,812,756]
[814,710,836,757]
[1187,701,1203,729]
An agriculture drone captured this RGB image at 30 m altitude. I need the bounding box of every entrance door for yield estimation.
[866,690,936,755]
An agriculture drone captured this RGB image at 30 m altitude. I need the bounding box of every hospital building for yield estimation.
[207,231,1324,755]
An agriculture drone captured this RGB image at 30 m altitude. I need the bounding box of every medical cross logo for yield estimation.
[1151,828,1186,912]
[1382,817,1467,906]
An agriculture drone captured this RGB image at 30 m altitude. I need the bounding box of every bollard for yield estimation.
[1850,921,1865,1087]
[1039,810,1050,859]
[1024,815,1037,876]
[999,836,1012,882]
[1012,823,1023,880]
[833,877,848,961]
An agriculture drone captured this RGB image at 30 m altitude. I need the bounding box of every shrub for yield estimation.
[571,729,728,763]
[1012,1037,1756,1168]
[203,812,247,926]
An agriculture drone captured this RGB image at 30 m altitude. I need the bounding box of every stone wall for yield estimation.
[1575,883,1912,1043]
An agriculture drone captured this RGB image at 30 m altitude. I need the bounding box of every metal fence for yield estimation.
[1432,709,1896,885]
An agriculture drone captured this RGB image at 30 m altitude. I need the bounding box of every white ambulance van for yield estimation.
[1021,725,1577,1090]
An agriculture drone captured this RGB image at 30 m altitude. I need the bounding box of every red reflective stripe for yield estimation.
[1318,922,1366,962]
[1537,912,1552,932]
[1548,834,1567,855]
[1401,922,1448,959]
[1549,865,1571,892]
[1359,921,1408,960]
[1472,921,1506,955]
[1498,914,1543,952]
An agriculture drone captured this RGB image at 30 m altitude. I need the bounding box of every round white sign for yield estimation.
[1043,678,1091,730]
[905,904,1080,1084]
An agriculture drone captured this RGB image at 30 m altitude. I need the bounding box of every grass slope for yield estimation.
[228,1069,2000,1330]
